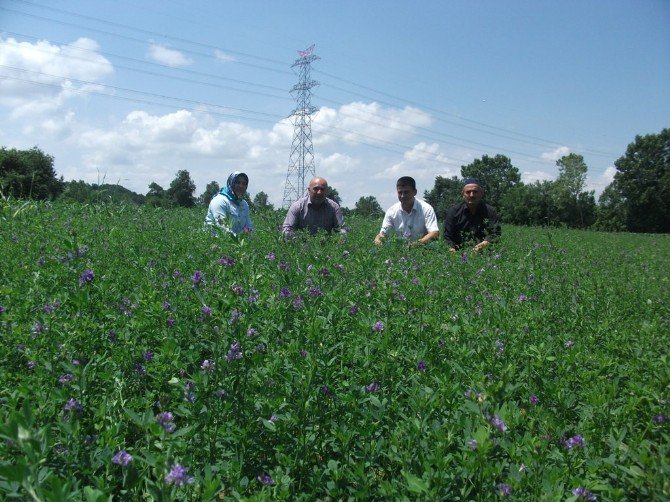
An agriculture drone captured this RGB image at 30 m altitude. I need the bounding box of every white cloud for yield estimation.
[541,145,571,161]
[0,36,113,112]
[521,170,554,184]
[147,43,192,67]
[214,50,237,63]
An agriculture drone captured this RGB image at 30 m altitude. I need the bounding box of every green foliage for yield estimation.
[605,128,670,233]
[461,154,521,211]
[326,186,342,205]
[353,195,383,218]
[0,200,668,500]
[424,175,462,221]
[252,191,274,213]
[61,181,145,205]
[552,154,596,228]
[198,181,220,207]
[166,170,197,208]
[0,146,64,200]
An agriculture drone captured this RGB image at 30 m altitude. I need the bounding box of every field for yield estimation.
[0,201,668,500]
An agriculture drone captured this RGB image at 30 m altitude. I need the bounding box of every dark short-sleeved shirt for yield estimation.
[443,201,500,249]
[282,195,345,235]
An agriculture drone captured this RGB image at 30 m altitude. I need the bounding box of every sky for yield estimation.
[1,0,669,209]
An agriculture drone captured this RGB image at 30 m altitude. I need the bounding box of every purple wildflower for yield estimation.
[162,301,171,310]
[32,321,47,334]
[246,328,258,337]
[201,305,212,317]
[183,381,196,403]
[319,267,331,277]
[256,342,266,352]
[461,253,468,263]
[417,360,428,372]
[572,487,597,501]
[59,373,75,384]
[143,351,154,362]
[653,414,667,423]
[266,252,276,261]
[372,321,384,332]
[490,415,507,433]
[201,359,215,372]
[229,308,241,324]
[191,270,203,287]
[214,389,226,398]
[134,363,146,375]
[0,306,4,314]
[217,256,236,267]
[495,339,504,355]
[292,295,304,310]
[320,385,332,396]
[166,317,175,327]
[225,342,243,363]
[269,414,278,423]
[156,412,176,433]
[517,294,528,302]
[497,483,512,497]
[165,464,194,486]
[231,284,245,295]
[562,434,586,449]
[366,382,381,392]
[257,474,274,486]
[63,398,83,417]
[565,340,575,349]
[467,439,478,450]
[308,287,323,298]
[112,450,133,466]
[27,360,36,369]
[279,287,291,299]
[79,269,94,286]
[529,395,539,405]
[300,350,308,358]
[278,260,290,271]
[349,305,359,315]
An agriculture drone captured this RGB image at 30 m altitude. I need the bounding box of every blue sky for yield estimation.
[1,0,668,209]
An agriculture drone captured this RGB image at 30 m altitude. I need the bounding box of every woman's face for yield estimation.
[233,177,248,198]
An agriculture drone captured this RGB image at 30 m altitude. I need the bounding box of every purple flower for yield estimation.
[565,340,575,349]
[279,287,292,299]
[257,473,274,486]
[517,294,527,302]
[63,398,83,417]
[217,255,236,267]
[653,414,667,423]
[0,306,5,314]
[183,381,196,403]
[572,487,597,501]
[300,350,308,358]
[27,360,36,369]
[372,321,384,332]
[166,317,175,327]
[278,260,290,271]
[308,287,323,298]
[225,342,243,363]
[417,360,428,372]
[162,301,171,310]
[231,284,245,295]
[320,385,332,397]
[529,395,539,405]
[59,373,75,384]
[201,305,212,317]
[490,415,507,433]
[79,269,94,286]
[246,328,258,337]
[32,321,48,334]
[497,483,512,497]
[319,267,331,277]
[156,412,176,432]
[292,295,304,310]
[201,359,215,372]
[467,439,478,450]
[112,450,133,466]
[191,270,203,287]
[229,308,241,324]
[269,414,278,423]
[349,304,359,315]
[461,253,468,263]
[495,339,504,355]
[134,363,146,375]
[143,351,154,362]
[563,434,586,449]
[165,464,194,486]
[366,382,381,392]
[266,252,276,261]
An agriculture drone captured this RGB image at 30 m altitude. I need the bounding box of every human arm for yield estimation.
[281,202,300,236]
[373,209,394,245]
[417,203,439,245]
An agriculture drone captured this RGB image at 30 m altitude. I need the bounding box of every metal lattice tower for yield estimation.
[282,44,320,208]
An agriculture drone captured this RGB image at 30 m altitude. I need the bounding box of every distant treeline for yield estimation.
[1,128,668,232]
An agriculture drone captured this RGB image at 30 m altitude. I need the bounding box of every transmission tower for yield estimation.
[282,44,320,208]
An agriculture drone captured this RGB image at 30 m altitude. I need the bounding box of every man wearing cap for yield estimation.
[282,177,346,236]
[374,176,440,245]
[443,178,501,252]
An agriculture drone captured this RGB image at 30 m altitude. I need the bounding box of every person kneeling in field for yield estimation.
[282,177,346,237]
[443,178,500,252]
[204,171,254,236]
[374,176,439,246]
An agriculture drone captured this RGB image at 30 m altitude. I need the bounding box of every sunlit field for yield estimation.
[1,201,668,500]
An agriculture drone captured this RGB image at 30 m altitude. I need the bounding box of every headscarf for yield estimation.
[219,171,249,203]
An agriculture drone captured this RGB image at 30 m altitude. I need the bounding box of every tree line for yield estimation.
[1,128,668,232]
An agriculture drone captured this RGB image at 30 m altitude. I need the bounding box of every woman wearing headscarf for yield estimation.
[204,171,254,236]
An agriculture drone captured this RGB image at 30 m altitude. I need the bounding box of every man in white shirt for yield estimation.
[374,176,440,245]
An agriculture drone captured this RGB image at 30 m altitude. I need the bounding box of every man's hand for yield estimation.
[473,240,490,252]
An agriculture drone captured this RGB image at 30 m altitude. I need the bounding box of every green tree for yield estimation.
[461,154,521,213]
[353,195,384,218]
[552,153,596,228]
[146,182,168,207]
[252,191,274,212]
[424,175,462,221]
[326,186,342,205]
[199,181,220,207]
[595,183,627,231]
[0,146,64,200]
[607,129,670,233]
[60,180,95,203]
[500,181,555,226]
[167,170,196,208]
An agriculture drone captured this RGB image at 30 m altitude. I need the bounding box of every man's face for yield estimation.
[396,184,417,207]
[463,183,483,207]
[308,178,328,205]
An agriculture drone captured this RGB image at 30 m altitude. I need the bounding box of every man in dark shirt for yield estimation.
[282,177,346,236]
[444,178,500,252]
